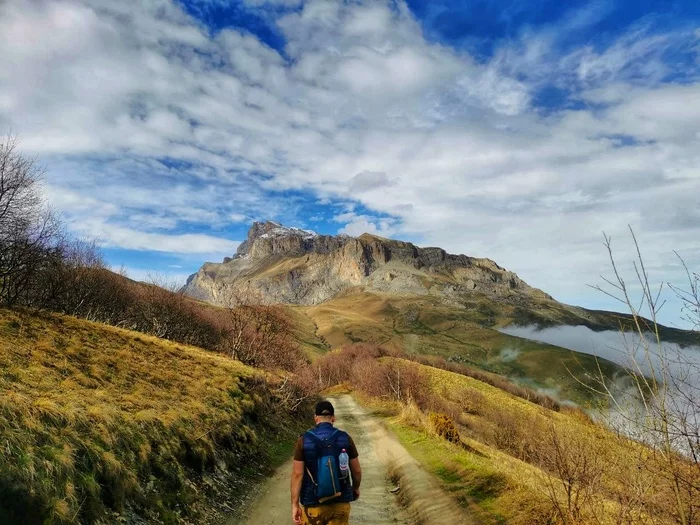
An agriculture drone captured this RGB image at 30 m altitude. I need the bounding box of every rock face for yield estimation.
[183,221,546,306]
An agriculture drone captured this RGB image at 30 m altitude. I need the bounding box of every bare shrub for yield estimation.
[315,343,391,389]
[385,361,430,405]
[315,350,355,388]
[349,358,430,406]
[537,423,606,524]
[487,410,540,463]
[450,386,486,416]
[26,239,133,322]
[429,413,461,443]
[216,304,304,371]
[272,366,318,414]
[350,358,388,397]
[422,389,463,421]
[589,229,700,524]
[0,136,61,306]
[127,281,220,349]
[398,401,427,428]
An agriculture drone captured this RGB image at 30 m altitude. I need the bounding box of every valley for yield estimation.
[186,221,696,407]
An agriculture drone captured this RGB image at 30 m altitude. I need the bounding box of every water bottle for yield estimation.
[339,449,349,479]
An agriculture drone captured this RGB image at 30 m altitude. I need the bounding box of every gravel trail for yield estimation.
[231,395,476,525]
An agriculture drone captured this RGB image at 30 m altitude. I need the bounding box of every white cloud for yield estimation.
[229,213,248,223]
[1,0,699,325]
[78,220,239,255]
[334,211,396,238]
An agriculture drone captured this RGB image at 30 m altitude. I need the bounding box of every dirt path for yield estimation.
[231,395,476,525]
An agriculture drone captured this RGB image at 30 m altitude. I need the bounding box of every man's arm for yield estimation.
[291,460,304,524]
[350,457,362,500]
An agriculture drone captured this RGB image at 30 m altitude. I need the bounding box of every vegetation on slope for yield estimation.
[350,356,698,524]
[0,308,307,524]
[308,340,698,523]
[300,290,626,405]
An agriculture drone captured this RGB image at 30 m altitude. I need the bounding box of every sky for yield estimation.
[1,0,699,327]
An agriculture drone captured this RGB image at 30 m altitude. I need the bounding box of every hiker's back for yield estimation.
[291,401,362,525]
[300,423,355,507]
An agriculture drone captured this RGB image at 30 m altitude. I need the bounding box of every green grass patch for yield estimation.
[387,422,510,523]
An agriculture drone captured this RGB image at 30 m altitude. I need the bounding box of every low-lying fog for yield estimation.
[500,324,700,447]
[500,324,700,380]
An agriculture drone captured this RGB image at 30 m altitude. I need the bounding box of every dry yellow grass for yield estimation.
[0,308,301,524]
[367,358,680,525]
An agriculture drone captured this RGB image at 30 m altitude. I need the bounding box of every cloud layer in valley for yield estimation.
[1,0,699,324]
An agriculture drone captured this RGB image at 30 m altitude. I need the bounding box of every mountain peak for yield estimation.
[236,221,320,258]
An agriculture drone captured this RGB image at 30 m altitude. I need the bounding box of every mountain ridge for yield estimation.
[183,220,552,307]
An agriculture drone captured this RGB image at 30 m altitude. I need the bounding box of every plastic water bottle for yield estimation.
[339,449,349,479]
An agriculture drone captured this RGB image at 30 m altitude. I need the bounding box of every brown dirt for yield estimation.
[229,395,476,525]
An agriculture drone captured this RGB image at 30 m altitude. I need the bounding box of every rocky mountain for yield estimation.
[183,220,696,403]
[183,221,552,307]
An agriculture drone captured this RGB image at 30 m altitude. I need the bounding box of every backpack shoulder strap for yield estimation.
[305,430,322,445]
[306,429,342,453]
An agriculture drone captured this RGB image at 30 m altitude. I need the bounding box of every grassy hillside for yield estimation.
[0,308,305,524]
[362,358,692,524]
[299,290,625,405]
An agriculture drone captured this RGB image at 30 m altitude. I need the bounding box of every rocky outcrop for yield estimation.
[183,221,545,306]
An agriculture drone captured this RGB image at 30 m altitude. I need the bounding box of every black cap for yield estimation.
[315,401,334,416]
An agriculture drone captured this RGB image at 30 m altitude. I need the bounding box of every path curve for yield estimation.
[232,395,475,525]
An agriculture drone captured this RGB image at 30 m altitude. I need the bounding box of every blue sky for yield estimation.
[1,0,699,326]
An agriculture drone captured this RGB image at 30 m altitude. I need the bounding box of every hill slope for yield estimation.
[0,308,304,524]
[296,290,625,404]
[374,358,687,524]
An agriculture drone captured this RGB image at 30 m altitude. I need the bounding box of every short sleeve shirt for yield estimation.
[293,430,359,461]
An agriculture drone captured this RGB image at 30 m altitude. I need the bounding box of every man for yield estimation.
[291,401,362,525]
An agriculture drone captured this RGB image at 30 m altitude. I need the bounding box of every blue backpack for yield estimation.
[305,429,344,503]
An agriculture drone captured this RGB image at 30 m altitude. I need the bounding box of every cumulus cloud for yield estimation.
[334,211,396,238]
[76,220,240,254]
[0,0,699,322]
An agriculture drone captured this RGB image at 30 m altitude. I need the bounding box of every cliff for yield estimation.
[183,221,549,306]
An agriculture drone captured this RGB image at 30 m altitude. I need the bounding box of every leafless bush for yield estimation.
[589,228,700,524]
[269,366,319,414]
[0,135,61,306]
[215,304,304,371]
[457,387,486,415]
[126,281,220,349]
[537,423,606,524]
[26,239,121,318]
[314,343,390,388]
[487,409,542,463]
[350,358,430,406]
